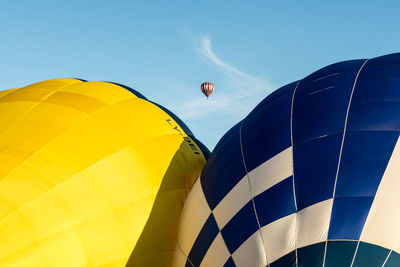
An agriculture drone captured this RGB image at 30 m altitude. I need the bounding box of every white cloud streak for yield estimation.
[170,32,275,121]
[201,36,258,82]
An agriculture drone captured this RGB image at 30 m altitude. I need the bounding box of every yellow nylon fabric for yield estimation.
[0,79,206,266]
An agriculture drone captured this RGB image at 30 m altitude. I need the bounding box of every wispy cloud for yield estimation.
[200,36,263,84]
[170,31,275,121]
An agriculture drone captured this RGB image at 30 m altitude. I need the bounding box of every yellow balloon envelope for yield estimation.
[0,79,208,266]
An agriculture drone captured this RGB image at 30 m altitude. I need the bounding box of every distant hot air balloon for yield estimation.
[201,82,214,98]
[174,53,400,266]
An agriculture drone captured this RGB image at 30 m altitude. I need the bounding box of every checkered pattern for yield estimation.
[174,53,400,266]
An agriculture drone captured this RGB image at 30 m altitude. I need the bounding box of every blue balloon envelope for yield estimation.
[173,53,400,267]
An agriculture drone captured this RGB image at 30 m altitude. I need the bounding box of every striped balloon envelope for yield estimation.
[201,82,214,98]
[174,53,400,266]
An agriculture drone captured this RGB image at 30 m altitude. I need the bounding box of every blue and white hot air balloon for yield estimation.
[173,53,400,266]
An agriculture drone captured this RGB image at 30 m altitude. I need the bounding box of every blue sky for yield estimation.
[1,1,400,150]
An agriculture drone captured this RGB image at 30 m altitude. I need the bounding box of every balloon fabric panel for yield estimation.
[174,53,400,266]
[0,79,208,267]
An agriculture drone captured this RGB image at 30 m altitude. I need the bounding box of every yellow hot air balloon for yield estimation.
[0,78,208,267]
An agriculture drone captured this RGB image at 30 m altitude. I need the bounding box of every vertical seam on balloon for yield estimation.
[290,80,301,267]
[381,224,400,266]
[0,80,87,151]
[239,120,270,267]
[321,58,370,267]
[176,241,195,267]
[0,137,186,238]
[0,80,85,138]
[0,90,56,137]
[382,241,400,267]
[0,96,160,187]
[383,226,400,267]
[0,89,17,100]
[382,251,393,267]
[349,241,361,267]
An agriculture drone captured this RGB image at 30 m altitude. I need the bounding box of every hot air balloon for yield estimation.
[174,53,400,266]
[0,78,209,267]
[201,82,214,99]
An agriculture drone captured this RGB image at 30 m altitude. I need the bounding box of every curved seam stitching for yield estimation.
[382,212,400,267]
[345,58,371,267]
[0,96,182,186]
[109,82,195,139]
[349,242,361,267]
[290,80,301,267]
[261,239,395,259]
[0,90,57,138]
[321,58,370,267]
[176,240,195,267]
[382,245,397,267]
[239,120,270,267]
[0,192,161,263]
[0,132,185,227]
[0,89,18,100]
